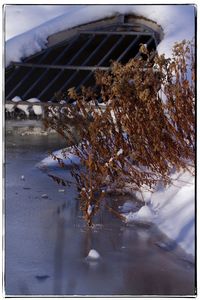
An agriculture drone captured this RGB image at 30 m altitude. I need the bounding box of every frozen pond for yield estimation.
[5,124,195,296]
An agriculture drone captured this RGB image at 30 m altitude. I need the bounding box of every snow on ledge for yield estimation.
[6,5,195,67]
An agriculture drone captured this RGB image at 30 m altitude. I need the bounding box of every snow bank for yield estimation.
[37,148,81,169]
[6,5,195,66]
[125,204,154,224]
[124,171,195,256]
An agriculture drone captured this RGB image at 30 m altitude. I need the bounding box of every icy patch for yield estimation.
[86,249,100,260]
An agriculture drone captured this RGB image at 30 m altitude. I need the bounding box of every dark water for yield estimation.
[5,128,195,296]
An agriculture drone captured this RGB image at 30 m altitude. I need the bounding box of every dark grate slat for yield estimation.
[6,19,159,103]
[21,34,95,99]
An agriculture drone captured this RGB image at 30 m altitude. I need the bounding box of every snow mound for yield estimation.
[32,105,43,116]
[124,204,154,224]
[6,5,195,66]
[27,98,41,103]
[86,249,100,260]
[124,171,195,257]
[11,96,22,102]
[37,148,81,169]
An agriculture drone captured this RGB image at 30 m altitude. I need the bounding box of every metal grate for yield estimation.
[5,17,159,103]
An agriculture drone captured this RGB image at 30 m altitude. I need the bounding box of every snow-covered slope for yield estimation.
[123,171,195,257]
[5,5,81,40]
[5,5,195,66]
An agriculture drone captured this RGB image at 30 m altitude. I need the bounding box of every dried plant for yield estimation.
[44,40,195,225]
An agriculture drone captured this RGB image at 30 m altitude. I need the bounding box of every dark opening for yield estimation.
[6,16,160,102]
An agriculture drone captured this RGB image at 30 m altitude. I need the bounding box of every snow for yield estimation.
[87,204,93,216]
[20,175,25,181]
[125,204,154,224]
[17,104,30,116]
[32,105,43,116]
[20,98,43,116]
[7,97,43,116]
[37,148,81,169]
[123,171,195,256]
[39,146,195,257]
[86,249,100,260]
[59,100,67,105]
[5,4,195,259]
[118,200,136,213]
[5,5,195,66]
[5,103,14,113]
[41,194,48,199]
[117,148,123,156]
[26,98,41,103]
[5,5,79,40]
[11,96,22,102]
